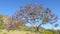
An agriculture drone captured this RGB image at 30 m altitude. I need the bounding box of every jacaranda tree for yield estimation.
[15,4,58,31]
[6,4,58,31]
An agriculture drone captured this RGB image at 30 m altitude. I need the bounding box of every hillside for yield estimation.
[0,14,60,34]
[0,14,10,29]
[0,14,10,24]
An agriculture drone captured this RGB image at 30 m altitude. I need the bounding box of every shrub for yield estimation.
[0,25,5,29]
[3,33,7,34]
[43,31,53,34]
[26,32,29,34]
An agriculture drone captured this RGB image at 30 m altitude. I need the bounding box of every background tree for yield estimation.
[5,15,25,31]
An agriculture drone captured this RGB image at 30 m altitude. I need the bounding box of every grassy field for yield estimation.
[0,29,37,34]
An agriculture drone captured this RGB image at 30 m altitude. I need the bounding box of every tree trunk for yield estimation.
[36,24,42,31]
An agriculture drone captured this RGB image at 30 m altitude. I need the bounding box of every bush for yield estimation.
[0,25,5,29]
[43,31,53,34]
[47,29,59,34]
[26,33,29,34]
[3,33,7,34]
[0,20,4,26]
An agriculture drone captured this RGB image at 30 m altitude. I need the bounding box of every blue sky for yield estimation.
[0,0,60,29]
